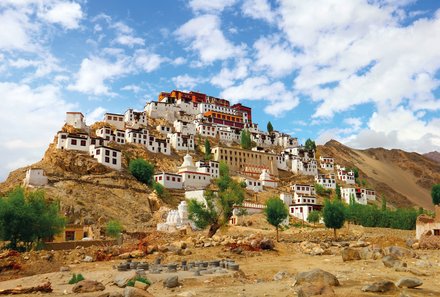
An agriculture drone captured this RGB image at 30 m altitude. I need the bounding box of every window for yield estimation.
[113,151,117,157]
[65,231,75,241]
[80,140,86,146]
[112,159,117,165]
[96,149,100,155]
[61,135,67,139]
[166,176,170,181]
[105,150,110,156]
[172,177,175,182]
[105,157,110,163]
[434,229,440,236]
[71,139,77,145]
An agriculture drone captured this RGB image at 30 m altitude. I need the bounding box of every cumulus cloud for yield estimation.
[172,74,206,89]
[175,14,245,64]
[134,50,165,72]
[0,82,75,181]
[211,58,249,88]
[112,21,145,47]
[86,106,107,125]
[221,76,299,116]
[241,0,277,24]
[68,56,131,96]
[39,1,84,29]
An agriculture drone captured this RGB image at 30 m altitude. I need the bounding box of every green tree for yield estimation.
[381,196,387,211]
[323,199,346,238]
[204,139,212,160]
[129,158,154,185]
[335,184,341,199]
[188,163,245,237]
[106,220,123,239]
[240,129,252,149]
[432,184,440,205]
[267,121,274,134]
[264,197,288,242]
[304,138,316,151]
[307,211,321,226]
[0,188,65,250]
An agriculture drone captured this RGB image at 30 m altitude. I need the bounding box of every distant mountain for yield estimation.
[319,140,440,210]
[423,151,440,164]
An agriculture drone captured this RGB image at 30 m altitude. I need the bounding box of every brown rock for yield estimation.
[361,281,396,293]
[124,287,155,297]
[297,282,335,297]
[134,281,149,290]
[295,269,340,287]
[72,280,105,293]
[341,247,361,261]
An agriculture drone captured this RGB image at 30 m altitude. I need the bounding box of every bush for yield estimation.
[153,182,165,198]
[323,199,346,238]
[129,159,154,185]
[106,220,123,239]
[307,211,321,225]
[68,273,85,284]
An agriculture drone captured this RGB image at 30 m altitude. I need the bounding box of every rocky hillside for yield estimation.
[319,140,440,210]
[0,141,188,231]
[423,151,440,164]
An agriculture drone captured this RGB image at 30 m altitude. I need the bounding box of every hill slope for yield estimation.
[424,151,440,164]
[319,140,440,210]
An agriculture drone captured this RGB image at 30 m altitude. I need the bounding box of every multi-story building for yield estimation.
[89,145,122,170]
[315,173,336,189]
[103,113,125,130]
[336,166,356,184]
[66,112,87,130]
[56,132,90,152]
[168,133,195,151]
[154,172,183,189]
[319,156,335,171]
[341,187,376,205]
[203,111,245,129]
[211,146,279,176]
[124,109,147,129]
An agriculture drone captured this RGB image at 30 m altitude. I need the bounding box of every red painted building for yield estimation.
[231,103,252,124]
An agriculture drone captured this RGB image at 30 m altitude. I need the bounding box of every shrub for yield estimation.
[307,211,321,225]
[68,273,85,284]
[106,220,123,239]
[264,197,289,242]
[432,184,440,205]
[153,182,165,198]
[323,199,346,238]
[129,159,154,185]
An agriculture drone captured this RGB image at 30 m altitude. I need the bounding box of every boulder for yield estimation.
[341,247,361,261]
[163,276,179,288]
[384,246,415,259]
[72,280,105,293]
[134,281,149,290]
[114,271,137,288]
[382,255,406,268]
[295,269,340,287]
[124,287,155,297]
[130,250,145,258]
[297,282,335,297]
[273,271,290,281]
[361,281,396,293]
[396,277,423,288]
[311,247,325,256]
[259,238,275,250]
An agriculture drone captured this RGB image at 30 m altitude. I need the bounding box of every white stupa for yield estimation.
[178,153,197,173]
[259,169,278,188]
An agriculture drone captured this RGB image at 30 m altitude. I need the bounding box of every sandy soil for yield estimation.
[0,225,439,297]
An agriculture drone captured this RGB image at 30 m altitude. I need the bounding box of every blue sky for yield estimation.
[1,0,440,181]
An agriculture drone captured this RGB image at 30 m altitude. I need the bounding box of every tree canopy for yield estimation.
[129,158,154,186]
[307,211,321,225]
[240,129,252,149]
[432,184,440,205]
[0,188,65,250]
[264,197,288,242]
[204,139,212,160]
[304,138,316,151]
[323,199,346,238]
[267,121,274,134]
[188,162,245,237]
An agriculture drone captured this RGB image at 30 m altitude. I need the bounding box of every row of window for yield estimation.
[107,116,123,121]
[156,175,182,183]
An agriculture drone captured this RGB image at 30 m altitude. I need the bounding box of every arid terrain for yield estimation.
[0,223,438,297]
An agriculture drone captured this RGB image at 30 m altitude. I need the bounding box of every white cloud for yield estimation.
[134,50,165,72]
[221,76,299,116]
[242,0,277,24]
[253,35,296,77]
[175,14,245,64]
[86,106,106,125]
[0,82,75,181]
[40,1,84,29]
[68,56,130,96]
[111,21,145,47]
[121,84,142,93]
[172,57,186,66]
[188,0,237,13]
[211,58,249,88]
[172,74,206,90]
[0,8,35,52]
